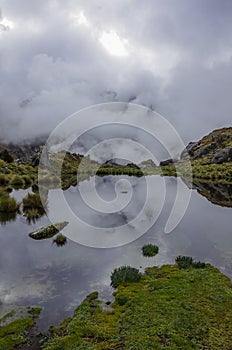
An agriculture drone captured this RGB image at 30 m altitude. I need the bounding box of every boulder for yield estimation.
[160,159,174,167]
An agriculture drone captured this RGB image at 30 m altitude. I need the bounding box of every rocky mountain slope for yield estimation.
[1,127,232,184]
[0,142,42,166]
[182,127,232,164]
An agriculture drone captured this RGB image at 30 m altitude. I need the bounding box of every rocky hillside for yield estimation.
[182,127,232,165]
[0,142,42,166]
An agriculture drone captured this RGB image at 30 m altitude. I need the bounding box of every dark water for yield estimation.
[0,176,232,331]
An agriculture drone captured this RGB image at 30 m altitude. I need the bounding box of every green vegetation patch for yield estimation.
[27,307,42,319]
[53,234,67,247]
[43,264,232,350]
[0,174,10,186]
[0,195,19,213]
[22,192,46,222]
[175,255,206,269]
[142,243,159,257]
[10,175,25,188]
[0,318,34,349]
[22,193,45,210]
[110,266,141,288]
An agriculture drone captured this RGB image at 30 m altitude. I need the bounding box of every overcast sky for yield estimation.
[0,0,232,144]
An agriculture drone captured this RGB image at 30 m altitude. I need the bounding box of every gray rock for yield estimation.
[212,148,232,164]
[0,167,9,174]
[139,159,156,168]
[160,159,174,166]
[126,163,140,169]
[181,142,199,159]
[31,154,40,167]
[186,142,198,153]
[192,144,215,159]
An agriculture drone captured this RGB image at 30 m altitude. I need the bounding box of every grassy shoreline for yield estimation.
[1,155,232,192]
[1,262,231,349]
[41,263,232,349]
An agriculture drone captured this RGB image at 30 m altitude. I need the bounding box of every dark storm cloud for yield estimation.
[0,0,232,143]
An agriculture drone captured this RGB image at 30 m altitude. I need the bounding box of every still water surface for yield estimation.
[0,175,232,331]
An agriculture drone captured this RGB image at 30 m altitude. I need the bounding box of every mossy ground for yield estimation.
[27,307,42,319]
[43,264,232,350]
[0,307,41,350]
[0,159,37,188]
[0,318,34,349]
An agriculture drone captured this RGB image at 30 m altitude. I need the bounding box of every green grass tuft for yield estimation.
[175,255,206,269]
[142,243,159,257]
[111,266,141,288]
[0,318,34,349]
[10,175,25,188]
[0,196,19,213]
[53,234,67,247]
[0,174,10,186]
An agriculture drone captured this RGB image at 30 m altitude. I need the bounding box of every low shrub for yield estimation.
[53,234,67,247]
[0,188,9,198]
[175,256,206,269]
[23,193,46,221]
[24,208,43,223]
[0,174,9,186]
[22,193,45,210]
[0,196,20,212]
[22,175,32,186]
[192,261,206,268]
[175,256,193,269]
[0,211,17,224]
[142,244,159,257]
[10,175,25,188]
[111,266,141,288]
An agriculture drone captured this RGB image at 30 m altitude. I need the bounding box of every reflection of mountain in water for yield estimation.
[192,181,232,207]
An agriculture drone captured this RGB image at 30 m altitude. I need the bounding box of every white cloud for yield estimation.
[0,0,232,143]
[99,30,129,57]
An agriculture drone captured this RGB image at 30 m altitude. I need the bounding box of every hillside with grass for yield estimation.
[1,127,232,186]
[182,127,232,165]
[161,127,232,182]
[176,128,232,182]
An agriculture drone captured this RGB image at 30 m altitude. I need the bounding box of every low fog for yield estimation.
[0,0,232,145]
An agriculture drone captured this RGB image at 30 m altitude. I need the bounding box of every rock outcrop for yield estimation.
[181,127,232,165]
[0,141,44,166]
[160,159,174,167]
